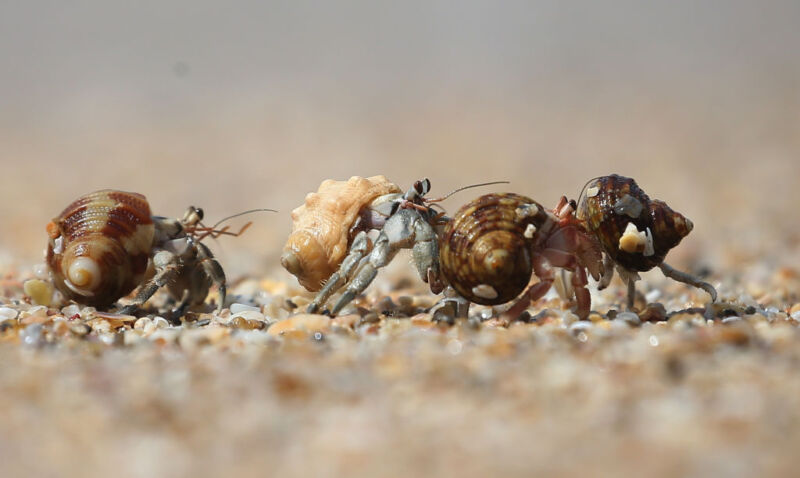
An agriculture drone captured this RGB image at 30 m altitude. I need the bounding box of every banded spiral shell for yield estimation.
[577,174,693,272]
[46,190,155,307]
[440,193,548,305]
[281,176,402,291]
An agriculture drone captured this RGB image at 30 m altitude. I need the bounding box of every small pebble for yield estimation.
[615,312,641,326]
[640,303,667,323]
[70,323,91,337]
[0,306,18,321]
[23,279,54,307]
[32,263,50,280]
[230,303,260,314]
[267,314,331,336]
[61,304,81,318]
[569,321,594,335]
[20,323,44,346]
[561,312,579,326]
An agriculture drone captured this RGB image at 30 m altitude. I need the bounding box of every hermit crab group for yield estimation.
[281,174,716,320]
[39,174,717,322]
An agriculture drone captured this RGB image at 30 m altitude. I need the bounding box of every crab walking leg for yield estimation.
[597,255,616,290]
[195,242,227,313]
[570,266,591,319]
[542,247,591,319]
[658,262,718,302]
[118,251,181,315]
[330,209,436,315]
[307,231,371,314]
[626,276,637,310]
[410,218,442,294]
[499,252,555,321]
[171,289,193,322]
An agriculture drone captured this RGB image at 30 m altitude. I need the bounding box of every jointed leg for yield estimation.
[659,262,717,302]
[307,231,371,313]
[195,243,227,312]
[500,253,554,321]
[597,255,615,290]
[330,233,398,315]
[570,266,591,319]
[411,222,443,294]
[118,251,181,315]
[626,277,636,310]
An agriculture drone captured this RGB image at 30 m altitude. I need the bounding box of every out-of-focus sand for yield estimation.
[1,2,800,477]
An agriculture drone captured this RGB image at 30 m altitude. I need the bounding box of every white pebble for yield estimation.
[153,317,170,329]
[25,306,49,318]
[0,307,18,321]
[21,323,43,346]
[645,289,662,303]
[230,303,260,314]
[561,311,579,326]
[616,312,641,326]
[569,321,593,334]
[32,263,50,279]
[61,304,81,318]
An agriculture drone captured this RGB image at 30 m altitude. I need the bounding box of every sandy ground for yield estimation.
[2,2,800,476]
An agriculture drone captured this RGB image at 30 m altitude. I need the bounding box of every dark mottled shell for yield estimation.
[577,175,693,271]
[46,190,155,307]
[440,193,547,305]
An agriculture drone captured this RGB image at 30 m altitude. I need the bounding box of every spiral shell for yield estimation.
[46,190,155,307]
[281,176,402,291]
[577,174,693,271]
[440,193,550,305]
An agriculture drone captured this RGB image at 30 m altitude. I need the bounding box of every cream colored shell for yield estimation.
[281,176,402,291]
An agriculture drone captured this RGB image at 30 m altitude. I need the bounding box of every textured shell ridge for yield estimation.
[282,176,402,291]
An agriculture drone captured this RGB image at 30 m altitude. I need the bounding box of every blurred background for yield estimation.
[1,0,798,279]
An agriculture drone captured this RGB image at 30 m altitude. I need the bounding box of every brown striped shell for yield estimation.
[46,190,155,307]
[440,193,549,305]
[281,176,402,291]
[577,174,693,272]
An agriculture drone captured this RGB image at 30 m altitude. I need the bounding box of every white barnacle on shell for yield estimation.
[618,222,649,254]
[643,227,655,256]
[515,203,539,220]
[524,223,537,239]
[472,284,499,300]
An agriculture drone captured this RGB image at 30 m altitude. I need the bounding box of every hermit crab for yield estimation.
[576,174,717,308]
[281,176,449,315]
[46,189,250,315]
[438,193,603,320]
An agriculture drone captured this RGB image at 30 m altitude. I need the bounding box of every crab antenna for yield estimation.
[427,181,510,203]
[208,208,277,231]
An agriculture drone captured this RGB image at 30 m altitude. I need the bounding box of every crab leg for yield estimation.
[307,231,372,314]
[659,262,717,302]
